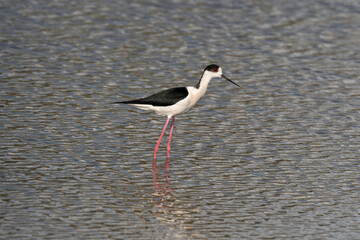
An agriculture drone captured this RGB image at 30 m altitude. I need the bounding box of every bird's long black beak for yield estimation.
[221,74,240,87]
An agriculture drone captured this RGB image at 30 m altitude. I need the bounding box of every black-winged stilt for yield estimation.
[113,64,239,161]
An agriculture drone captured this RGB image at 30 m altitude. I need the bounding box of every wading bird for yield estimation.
[113,64,239,162]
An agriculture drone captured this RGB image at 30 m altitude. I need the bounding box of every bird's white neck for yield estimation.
[187,72,214,105]
[195,71,213,93]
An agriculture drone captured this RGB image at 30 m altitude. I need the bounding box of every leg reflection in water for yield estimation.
[152,164,172,194]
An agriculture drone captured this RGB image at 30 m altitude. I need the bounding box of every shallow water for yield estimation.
[1,0,360,239]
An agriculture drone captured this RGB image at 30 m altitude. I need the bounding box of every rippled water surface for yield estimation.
[1,0,360,239]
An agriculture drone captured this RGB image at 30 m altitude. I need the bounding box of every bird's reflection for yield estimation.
[151,156,174,216]
[152,158,173,196]
[150,158,203,239]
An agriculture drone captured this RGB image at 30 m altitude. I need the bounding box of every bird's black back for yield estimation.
[115,87,189,106]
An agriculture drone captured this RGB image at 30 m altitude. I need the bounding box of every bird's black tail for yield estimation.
[112,101,128,104]
[111,100,141,104]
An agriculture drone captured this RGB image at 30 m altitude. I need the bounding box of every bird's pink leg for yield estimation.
[166,116,175,165]
[153,117,170,165]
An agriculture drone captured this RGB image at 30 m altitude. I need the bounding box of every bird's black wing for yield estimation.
[114,87,189,106]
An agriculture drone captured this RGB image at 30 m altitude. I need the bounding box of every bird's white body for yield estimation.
[129,67,221,118]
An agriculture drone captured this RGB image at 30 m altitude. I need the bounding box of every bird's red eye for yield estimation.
[213,68,218,72]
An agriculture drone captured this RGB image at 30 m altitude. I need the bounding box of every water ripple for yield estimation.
[1,0,359,239]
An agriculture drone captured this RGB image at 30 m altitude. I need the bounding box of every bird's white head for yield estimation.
[196,64,240,88]
[203,64,223,78]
